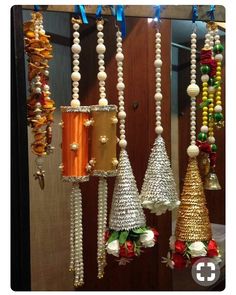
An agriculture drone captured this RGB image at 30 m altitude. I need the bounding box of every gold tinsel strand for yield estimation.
[175,157,212,241]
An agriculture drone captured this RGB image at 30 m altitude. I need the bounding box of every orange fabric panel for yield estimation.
[62,111,89,177]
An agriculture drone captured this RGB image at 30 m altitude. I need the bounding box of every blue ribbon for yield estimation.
[207,5,215,21]
[74,5,88,24]
[192,5,198,23]
[109,5,116,16]
[116,5,126,38]
[154,5,161,22]
[34,5,40,12]
[95,5,103,19]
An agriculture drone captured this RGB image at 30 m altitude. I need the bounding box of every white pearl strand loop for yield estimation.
[186,30,200,158]
[154,28,163,135]
[71,20,82,108]
[116,30,127,149]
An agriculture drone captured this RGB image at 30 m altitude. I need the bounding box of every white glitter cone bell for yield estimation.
[140,135,180,215]
[109,149,146,231]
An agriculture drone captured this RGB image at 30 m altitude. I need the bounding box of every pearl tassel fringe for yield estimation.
[97,177,108,278]
[69,183,84,287]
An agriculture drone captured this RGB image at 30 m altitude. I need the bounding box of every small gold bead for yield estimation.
[202,96,207,101]
[203,82,208,87]
[203,107,208,111]
[203,111,208,116]
[217,101,222,105]
[216,71,221,76]
[203,92,208,97]
[209,108,214,113]
[217,61,221,66]
[203,87,208,92]
[217,66,221,71]
[203,116,208,121]
[203,121,208,126]
[218,86,222,91]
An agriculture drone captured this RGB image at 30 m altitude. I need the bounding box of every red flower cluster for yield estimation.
[120,241,135,258]
[207,239,218,257]
[172,253,187,269]
[175,240,186,254]
[151,227,159,242]
[200,49,212,62]
[197,140,211,153]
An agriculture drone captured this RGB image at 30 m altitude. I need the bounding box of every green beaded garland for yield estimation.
[198,132,207,141]
[208,78,215,86]
[213,44,224,54]
[211,144,217,152]
[200,65,210,74]
[214,112,223,122]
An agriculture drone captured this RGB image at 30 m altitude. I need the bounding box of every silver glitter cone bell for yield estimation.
[109,149,146,231]
[140,135,180,215]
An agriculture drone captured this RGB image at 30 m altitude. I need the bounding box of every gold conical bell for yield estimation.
[204,167,222,190]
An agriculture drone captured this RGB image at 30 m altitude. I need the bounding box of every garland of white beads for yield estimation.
[116,30,127,149]
[97,178,108,279]
[73,184,84,287]
[96,20,108,106]
[186,30,200,158]
[96,18,109,279]
[154,29,163,135]
[71,20,82,108]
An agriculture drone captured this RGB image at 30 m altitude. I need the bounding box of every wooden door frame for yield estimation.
[11,5,31,291]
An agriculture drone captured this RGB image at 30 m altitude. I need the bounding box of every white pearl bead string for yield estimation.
[69,187,75,272]
[96,18,109,279]
[186,30,200,158]
[116,30,127,149]
[73,183,84,287]
[71,21,81,108]
[96,20,108,106]
[97,177,108,279]
[154,28,163,135]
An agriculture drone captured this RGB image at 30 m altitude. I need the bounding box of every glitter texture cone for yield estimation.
[175,157,212,241]
[140,135,180,215]
[109,149,146,231]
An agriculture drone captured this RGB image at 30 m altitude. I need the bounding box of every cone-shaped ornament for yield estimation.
[109,149,146,231]
[140,135,180,215]
[175,157,212,241]
[204,167,222,190]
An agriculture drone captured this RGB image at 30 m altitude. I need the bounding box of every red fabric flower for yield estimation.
[150,227,159,241]
[175,240,186,254]
[207,240,218,257]
[119,240,135,258]
[200,49,212,62]
[172,253,187,269]
[197,140,211,154]
[104,230,110,242]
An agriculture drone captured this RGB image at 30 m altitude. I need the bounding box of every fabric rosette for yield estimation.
[105,226,158,265]
[161,235,221,269]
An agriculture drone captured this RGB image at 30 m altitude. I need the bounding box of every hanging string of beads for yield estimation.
[24,10,55,189]
[71,18,82,108]
[116,30,127,149]
[186,28,200,157]
[95,17,109,279]
[96,19,108,107]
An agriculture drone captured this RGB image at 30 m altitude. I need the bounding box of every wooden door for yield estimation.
[23,10,173,291]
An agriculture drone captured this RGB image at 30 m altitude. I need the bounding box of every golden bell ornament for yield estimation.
[204,168,222,190]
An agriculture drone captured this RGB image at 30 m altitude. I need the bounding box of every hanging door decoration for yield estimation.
[162,6,221,269]
[106,6,158,266]
[24,8,55,189]
[140,6,180,215]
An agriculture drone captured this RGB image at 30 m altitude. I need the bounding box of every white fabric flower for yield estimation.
[188,241,207,257]
[140,230,155,248]
[169,235,176,251]
[106,240,120,257]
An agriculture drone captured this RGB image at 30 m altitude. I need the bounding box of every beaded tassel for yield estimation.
[95,18,109,278]
[97,177,108,278]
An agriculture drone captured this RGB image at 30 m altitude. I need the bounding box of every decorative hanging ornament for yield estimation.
[140,19,180,215]
[162,24,221,269]
[106,23,158,266]
[60,16,90,287]
[197,21,224,190]
[24,10,55,189]
[88,14,118,279]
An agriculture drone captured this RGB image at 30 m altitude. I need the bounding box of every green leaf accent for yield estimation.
[107,231,119,244]
[132,227,146,234]
[199,99,211,109]
[119,231,129,245]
